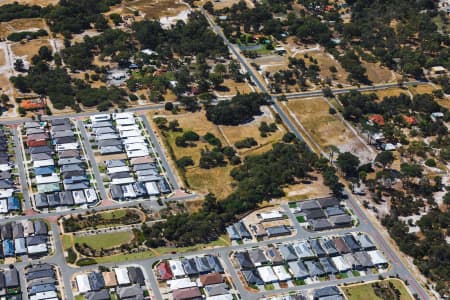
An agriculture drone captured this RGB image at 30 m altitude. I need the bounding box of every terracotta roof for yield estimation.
[403,115,417,125]
[157,262,173,281]
[369,114,385,126]
[199,272,223,286]
[20,99,46,110]
[102,271,117,287]
[172,287,201,300]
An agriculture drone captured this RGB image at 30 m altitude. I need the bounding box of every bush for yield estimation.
[7,29,48,42]
[425,159,436,167]
[230,155,241,165]
[203,132,222,147]
[176,156,194,169]
[329,107,336,114]
[235,137,257,149]
[199,149,226,169]
[165,102,174,111]
[76,258,97,266]
[183,130,200,141]
[282,132,296,143]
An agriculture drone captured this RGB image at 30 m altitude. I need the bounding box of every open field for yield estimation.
[0,18,47,39]
[11,39,51,61]
[363,87,409,101]
[299,50,349,85]
[285,97,373,162]
[0,49,5,66]
[156,111,235,198]
[215,79,254,96]
[408,84,436,95]
[0,75,10,92]
[219,106,286,154]
[0,0,58,6]
[123,0,187,19]
[281,172,331,201]
[73,231,135,250]
[362,61,395,84]
[341,279,413,300]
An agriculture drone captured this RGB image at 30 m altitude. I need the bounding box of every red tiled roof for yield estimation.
[369,114,385,125]
[157,262,173,281]
[172,287,201,300]
[199,272,223,286]
[403,115,417,125]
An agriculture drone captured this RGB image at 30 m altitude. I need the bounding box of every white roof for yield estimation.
[260,211,283,221]
[257,266,277,283]
[122,184,137,198]
[76,274,91,293]
[30,291,58,300]
[272,265,291,281]
[107,166,130,174]
[0,164,11,172]
[331,256,351,272]
[120,129,141,138]
[125,143,148,151]
[0,199,7,213]
[56,143,79,151]
[72,190,87,204]
[145,181,159,196]
[0,189,14,199]
[84,188,98,203]
[367,250,387,265]
[122,136,146,144]
[116,118,136,126]
[112,177,135,185]
[293,241,314,259]
[96,133,119,141]
[206,295,233,300]
[168,259,186,277]
[167,278,196,291]
[141,49,158,56]
[33,159,55,168]
[36,174,59,184]
[117,124,139,132]
[126,149,150,158]
[27,243,48,254]
[113,112,134,120]
[90,114,111,123]
[114,267,131,285]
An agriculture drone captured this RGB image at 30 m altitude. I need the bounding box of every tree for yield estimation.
[168,120,179,131]
[282,132,296,143]
[164,102,174,111]
[38,46,53,61]
[14,59,25,72]
[209,72,224,88]
[444,192,450,208]
[375,151,395,169]
[176,156,194,170]
[336,152,360,178]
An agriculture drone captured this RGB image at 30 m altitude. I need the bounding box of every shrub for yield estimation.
[235,137,257,149]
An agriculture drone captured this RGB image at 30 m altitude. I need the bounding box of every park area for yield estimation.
[341,279,413,300]
[0,18,47,39]
[73,231,135,250]
[283,97,374,163]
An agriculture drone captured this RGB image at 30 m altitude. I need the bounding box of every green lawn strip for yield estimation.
[342,279,413,300]
[73,231,134,250]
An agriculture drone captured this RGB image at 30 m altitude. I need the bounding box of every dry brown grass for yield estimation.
[286,97,371,161]
[0,18,47,39]
[215,79,254,97]
[0,75,10,93]
[364,88,410,102]
[123,0,187,19]
[362,61,394,84]
[0,0,58,6]
[0,49,5,66]
[11,39,50,60]
[300,50,349,84]
[282,172,331,201]
[186,165,235,200]
[220,107,286,154]
[408,84,436,95]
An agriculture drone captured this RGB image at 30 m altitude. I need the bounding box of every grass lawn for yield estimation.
[62,235,72,251]
[292,279,305,286]
[352,270,360,277]
[408,84,436,95]
[264,283,275,290]
[335,272,349,279]
[73,231,134,250]
[288,202,297,209]
[74,295,84,300]
[296,215,305,223]
[99,209,128,220]
[342,279,413,300]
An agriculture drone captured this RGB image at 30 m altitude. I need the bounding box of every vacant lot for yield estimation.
[73,231,134,250]
[362,61,395,84]
[0,75,9,93]
[282,172,331,201]
[157,111,235,199]
[0,18,47,39]
[216,79,254,97]
[285,97,373,162]
[364,87,409,101]
[11,39,51,61]
[0,49,5,66]
[0,0,58,6]
[342,279,413,300]
[300,50,350,85]
[123,0,187,19]
[220,106,286,154]
[409,84,436,95]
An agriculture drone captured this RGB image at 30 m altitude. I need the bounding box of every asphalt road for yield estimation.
[201,9,431,300]
[11,127,31,209]
[76,120,108,200]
